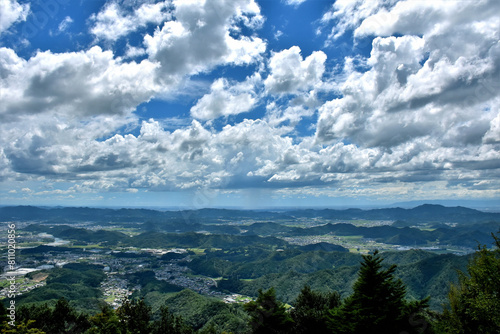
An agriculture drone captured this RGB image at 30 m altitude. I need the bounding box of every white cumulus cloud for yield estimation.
[191,76,259,120]
[317,0,500,154]
[264,46,327,95]
[0,46,160,122]
[144,0,266,80]
[0,0,29,35]
[90,1,172,41]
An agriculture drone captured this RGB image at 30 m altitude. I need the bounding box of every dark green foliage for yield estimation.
[291,285,341,334]
[20,245,80,255]
[159,290,228,330]
[394,253,469,310]
[47,264,105,287]
[197,305,251,334]
[50,298,91,334]
[214,249,467,310]
[54,228,127,246]
[87,304,121,334]
[0,303,8,325]
[298,242,348,252]
[13,264,105,314]
[151,306,193,334]
[239,268,357,305]
[327,251,432,334]
[87,301,196,334]
[127,270,182,297]
[140,289,250,333]
[14,283,102,307]
[161,252,187,261]
[16,298,90,334]
[128,231,289,249]
[218,277,245,293]
[189,249,361,279]
[436,232,500,334]
[116,299,151,334]
[0,319,46,333]
[244,287,293,334]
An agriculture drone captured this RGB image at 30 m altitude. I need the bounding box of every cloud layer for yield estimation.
[1,0,499,204]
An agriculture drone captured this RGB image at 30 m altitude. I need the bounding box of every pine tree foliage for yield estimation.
[438,232,500,334]
[243,287,293,334]
[116,298,152,334]
[291,285,340,334]
[151,306,193,334]
[87,304,121,334]
[13,299,90,334]
[328,250,431,334]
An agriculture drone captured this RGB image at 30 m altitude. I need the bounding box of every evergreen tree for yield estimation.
[16,299,89,334]
[291,285,341,334]
[244,287,293,334]
[0,303,10,331]
[437,232,500,334]
[151,306,193,334]
[16,304,51,332]
[116,298,151,334]
[328,251,431,334]
[87,304,121,334]
[49,298,90,334]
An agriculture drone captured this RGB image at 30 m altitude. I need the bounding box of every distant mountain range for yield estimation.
[1,204,499,225]
[389,199,500,211]
[285,204,500,224]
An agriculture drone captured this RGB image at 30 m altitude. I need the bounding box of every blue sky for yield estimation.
[0,0,499,209]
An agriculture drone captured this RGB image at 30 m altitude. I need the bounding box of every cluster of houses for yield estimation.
[155,261,223,296]
[0,277,46,298]
[100,274,133,309]
[1,240,249,306]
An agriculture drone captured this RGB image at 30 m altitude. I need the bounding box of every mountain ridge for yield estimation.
[1,204,499,225]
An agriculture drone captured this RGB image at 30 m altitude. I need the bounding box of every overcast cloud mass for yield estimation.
[0,0,499,208]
